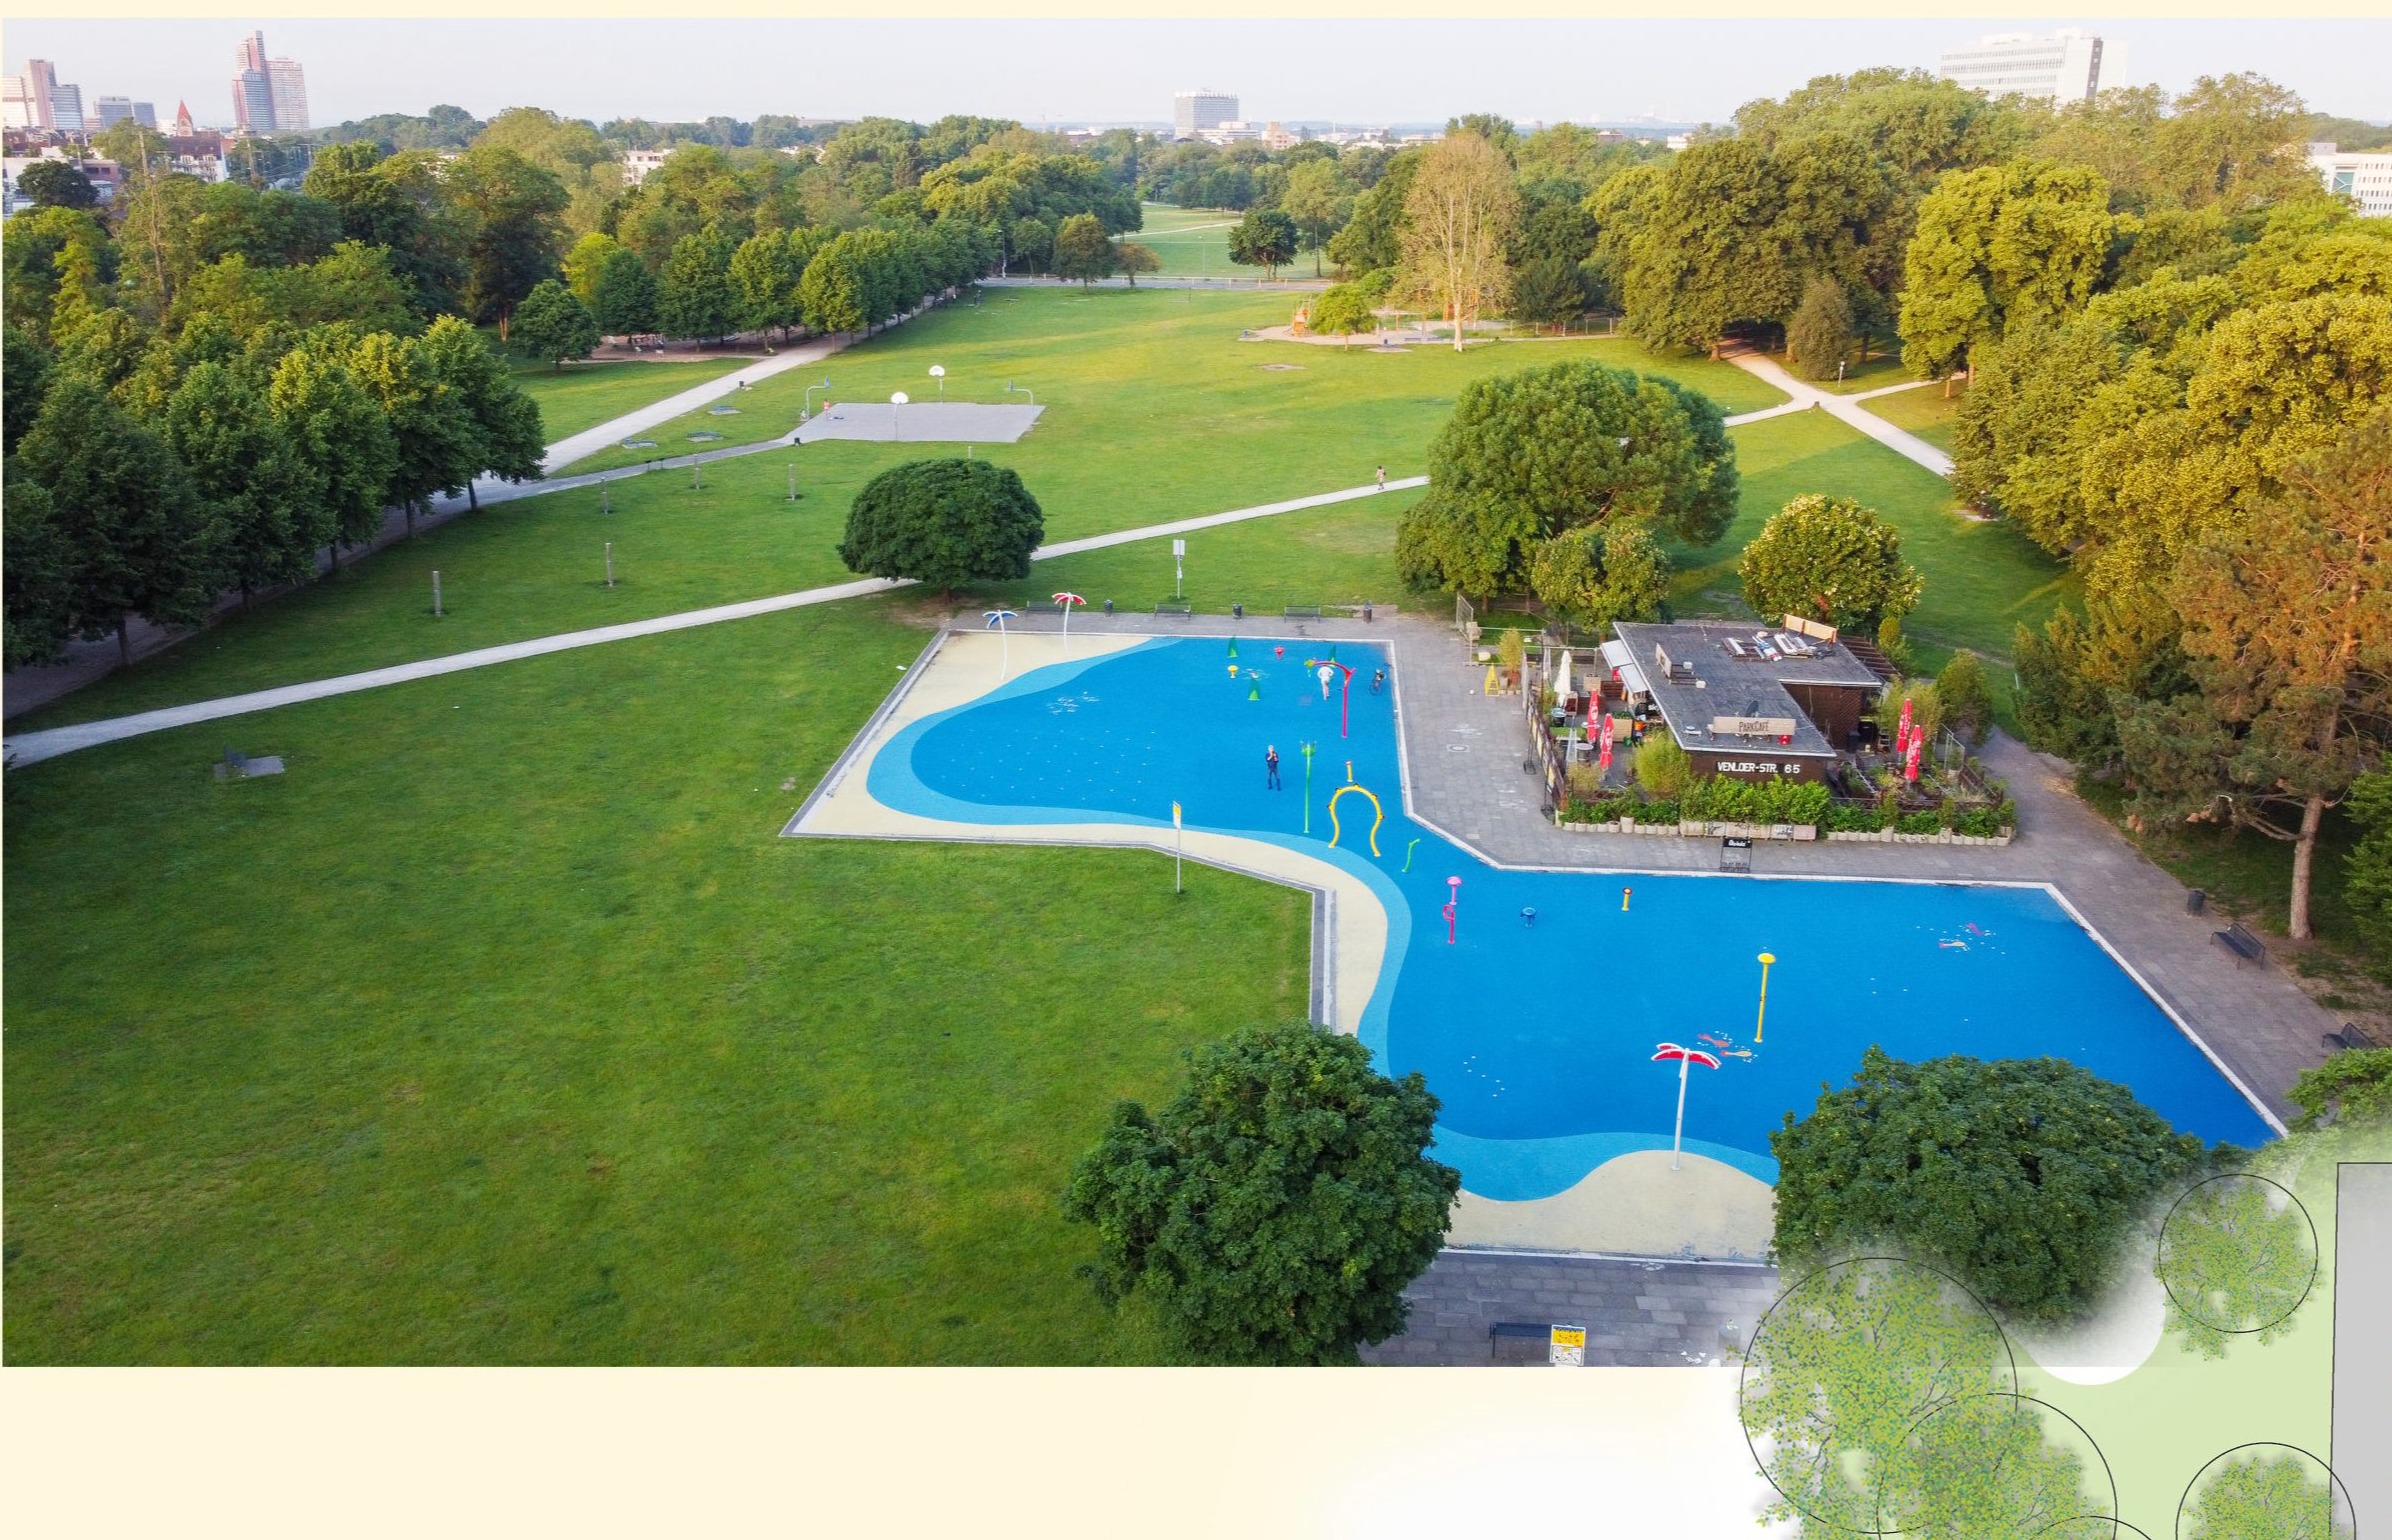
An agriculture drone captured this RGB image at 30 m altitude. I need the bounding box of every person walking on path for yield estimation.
[1266,745,1282,790]
[1375,465,1386,492]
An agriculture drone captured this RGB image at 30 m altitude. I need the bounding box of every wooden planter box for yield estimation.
[1824,829,2016,846]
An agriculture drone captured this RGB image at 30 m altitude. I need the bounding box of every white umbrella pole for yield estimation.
[1672,1054,1690,1171]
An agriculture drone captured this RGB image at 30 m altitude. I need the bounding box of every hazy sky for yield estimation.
[9,17,2388,132]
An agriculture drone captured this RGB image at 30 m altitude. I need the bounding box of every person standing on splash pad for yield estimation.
[1265,745,1282,790]
[1371,667,1385,694]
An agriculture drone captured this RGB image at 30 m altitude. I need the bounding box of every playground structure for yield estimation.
[1326,763,1385,856]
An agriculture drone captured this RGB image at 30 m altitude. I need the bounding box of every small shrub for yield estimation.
[1825,802,1884,833]
[1635,734,1692,797]
[1897,809,1942,835]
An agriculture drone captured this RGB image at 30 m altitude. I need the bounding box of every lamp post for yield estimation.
[1754,952,1777,1044]
[803,378,831,421]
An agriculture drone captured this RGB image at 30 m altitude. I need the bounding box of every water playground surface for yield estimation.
[820,633,2276,1227]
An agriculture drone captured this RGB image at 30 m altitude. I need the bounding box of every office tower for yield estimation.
[267,58,308,132]
[26,57,58,129]
[2,75,36,130]
[49,82,85,133]
[133,101,157,129]
[96,95,136,129]
[1173,90,1238,139]
[1938,29,2111,104]
[233,68,274,133]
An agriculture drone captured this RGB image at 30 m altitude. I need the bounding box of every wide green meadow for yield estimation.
[1122,202,1243,278]
[24,288,1780,726]
[4,285,2081,1363]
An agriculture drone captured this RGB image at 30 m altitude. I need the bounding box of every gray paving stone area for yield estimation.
[1361,1250,1780,1367]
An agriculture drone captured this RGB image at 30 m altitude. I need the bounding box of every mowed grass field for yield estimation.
[1123,202,1242,278]
[2,600,1309,1363]
[26,288,1781,726]
[511,355,753,443]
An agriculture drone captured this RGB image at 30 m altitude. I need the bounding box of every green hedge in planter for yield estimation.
[1824,802,1885,833]
[1680,775,1831,827]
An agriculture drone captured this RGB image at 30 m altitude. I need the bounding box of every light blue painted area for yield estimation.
[867,636,2276,1202]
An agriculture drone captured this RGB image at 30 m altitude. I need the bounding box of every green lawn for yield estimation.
[1857,380,1964,455]
[510,356,753,443]
[1,599,1310,1363]
[1663,410,2074,669]
[26,289,1781,728]
[557,286,1785,475]
[1125,202,1243,279]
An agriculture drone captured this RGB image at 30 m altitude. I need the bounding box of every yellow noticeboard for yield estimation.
[1548,1325,1586,1368]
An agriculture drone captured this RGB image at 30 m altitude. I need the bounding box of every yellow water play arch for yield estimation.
[1326,782,1385,857]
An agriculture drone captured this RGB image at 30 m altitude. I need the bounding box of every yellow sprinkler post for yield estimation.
[1755,952,1777,1043]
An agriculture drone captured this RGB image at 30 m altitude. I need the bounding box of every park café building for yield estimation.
[1605,618,1889,783]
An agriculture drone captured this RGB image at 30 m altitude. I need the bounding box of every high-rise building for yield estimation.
[233,68,273,134]
[133,101,157,129]
[1,76,36,130]
[230,31,305,133]
[1938,30,2113,104]
[2309,143,2392,218]
[25,58,59,130]
[1174,90,1238,139]
[48,82,85,133]
[95,95,136,130]
[266,58,308,132]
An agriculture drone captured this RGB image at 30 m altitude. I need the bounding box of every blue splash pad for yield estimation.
[867,636,2275,1200]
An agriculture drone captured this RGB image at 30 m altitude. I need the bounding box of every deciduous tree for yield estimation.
[836,458,1043,595]
[1772,1047,2213,1321]
[1396,359,1737,597]
[1737,493,1922,632]
[509,278,600,370]
[1226,206,1298,281]
[1396,131,1517,351]
[1786,276,1858,379]
[1899,159,2117,386]
[1050,212,1115,287]
[1527,523,1670,633]
[589,246,659,337]
[1062,1022,1458,1366]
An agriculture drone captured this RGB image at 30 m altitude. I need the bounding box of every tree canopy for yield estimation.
[1396,358,1736,598]
[1772,1047,2215,1322]
[1737,493,1923,633]
[836,457,1044,593]
[1061,1021,1458,1365]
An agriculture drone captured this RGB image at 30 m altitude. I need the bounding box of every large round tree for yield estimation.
[1395,358,1737,599]
[1772,1047,2216,1322]
[1737,492,1922,633]
[1063,1022,1459,1365]
[837,457,1044,595]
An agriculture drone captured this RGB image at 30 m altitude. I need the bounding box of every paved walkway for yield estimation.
[1725,350,1954,476]
[1361,1250,1779,1367]
[0,480,1427,767]
[1377,612,2333,1125]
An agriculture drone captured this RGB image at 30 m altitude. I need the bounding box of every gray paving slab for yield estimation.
[1360,1250,1780,1367]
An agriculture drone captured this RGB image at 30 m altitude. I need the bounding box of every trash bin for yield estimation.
[1103,599,1115,617]
[1363,601,1374,622]
[2186,888,2207,915]
[1232,603,1243,619]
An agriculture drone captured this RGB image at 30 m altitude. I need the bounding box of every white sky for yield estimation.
[7,17,2387,133]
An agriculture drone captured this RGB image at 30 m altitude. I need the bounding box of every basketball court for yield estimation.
[795,401,1044,444]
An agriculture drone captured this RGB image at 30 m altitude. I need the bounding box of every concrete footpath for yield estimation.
[0,480,1427,767]
[1361,1251,1779,1367]
[1725,349,1954,476]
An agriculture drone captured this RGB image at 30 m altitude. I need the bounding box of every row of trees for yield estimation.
[5,313,540,668]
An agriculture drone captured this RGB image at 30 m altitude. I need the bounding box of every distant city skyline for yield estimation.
[6,17,2386,134]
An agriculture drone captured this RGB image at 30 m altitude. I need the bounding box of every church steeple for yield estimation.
[174,100,195,135]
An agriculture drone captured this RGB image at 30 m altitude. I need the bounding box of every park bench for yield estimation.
[2213,922,2265,968]
[2323,1023,2372,1053]
[1153,599,1193,618]
[1488,1321,1551,1362]
[1283,604,1322,620]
